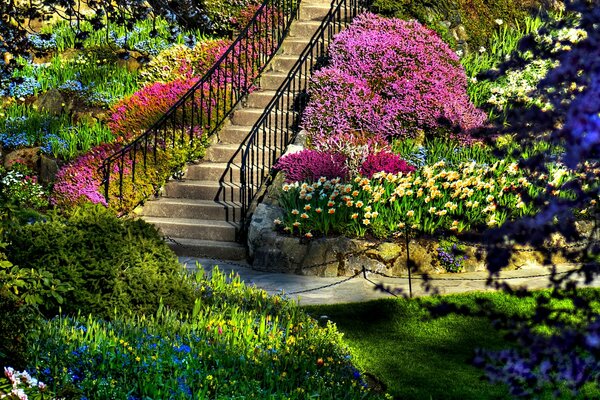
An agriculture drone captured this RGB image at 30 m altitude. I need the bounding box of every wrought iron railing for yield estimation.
[100,0,300,207]
[240,0,369,228]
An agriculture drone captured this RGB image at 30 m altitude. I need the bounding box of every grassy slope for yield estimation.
[304,295,515,400]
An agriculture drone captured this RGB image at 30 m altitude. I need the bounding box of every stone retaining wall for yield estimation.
[248,203,588,277]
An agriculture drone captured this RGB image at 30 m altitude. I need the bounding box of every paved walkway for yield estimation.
[179,257,600,305]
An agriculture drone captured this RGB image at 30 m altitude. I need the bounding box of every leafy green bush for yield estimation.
[5,204,194,319]
[27,268,382,399]
[0,211,71,369]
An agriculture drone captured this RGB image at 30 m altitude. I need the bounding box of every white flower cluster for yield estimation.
[486,59,557,111]
[1,367,47,400]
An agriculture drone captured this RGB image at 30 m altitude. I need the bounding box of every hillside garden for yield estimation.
[1,0,599,398]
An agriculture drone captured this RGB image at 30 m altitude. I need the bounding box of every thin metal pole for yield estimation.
[406,226,412,298]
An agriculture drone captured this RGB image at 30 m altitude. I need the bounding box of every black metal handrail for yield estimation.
[240,0,369,228]
[100,0,300,206]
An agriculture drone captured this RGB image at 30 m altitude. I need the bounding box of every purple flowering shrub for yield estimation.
[273,149,348,182]
[302,13,486,144]
[359,151,415,178]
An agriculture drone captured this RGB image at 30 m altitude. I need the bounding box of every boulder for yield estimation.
[34,89,66,115]
[39,154,59,185]
[4,147,40,171]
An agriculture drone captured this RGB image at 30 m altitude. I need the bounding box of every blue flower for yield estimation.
[8,77,41,98]
[28,34,58,51]
[0,132,31,149]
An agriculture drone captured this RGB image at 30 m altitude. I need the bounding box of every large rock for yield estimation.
[39,154,59,185]
[4,147,40,171]
[34,89,66,115]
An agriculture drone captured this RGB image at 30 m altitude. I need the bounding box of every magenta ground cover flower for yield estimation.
[273,149,348,182]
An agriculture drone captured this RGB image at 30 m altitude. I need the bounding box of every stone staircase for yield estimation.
[141,0,332,261]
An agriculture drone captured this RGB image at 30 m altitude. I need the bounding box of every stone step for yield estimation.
[217,124,251,143]
[244,89,278,109]
[205,143,245,163]
[269,55,299,73]
[163,180,246,202]
[259,72,289,90]
[143,217,240,242]
[185,162,266,182]
[167,238,247,260]
[230,108,266,126]
[289,21,323,38]
[142,198,242,222]
[298,4,332,21]
[280,38,311,55]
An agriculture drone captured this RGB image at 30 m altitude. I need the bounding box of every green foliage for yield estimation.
[0,103,115,161]
[27,268,382,399]
[12,52,140,106]
[204,0,260,33]
[4,203,194,319]
[0,162,49,210]
[371,0,547,49]
[392,137,497,168]
[0,211,70,369]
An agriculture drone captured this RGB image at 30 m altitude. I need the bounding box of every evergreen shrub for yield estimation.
[5,204,194,319]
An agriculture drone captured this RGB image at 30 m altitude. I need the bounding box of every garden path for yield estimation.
[178,257,599,305]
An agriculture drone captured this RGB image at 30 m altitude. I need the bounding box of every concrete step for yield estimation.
[163,180,246,202]
[230,108,266,126]
[259,72,289,90]
[167,238,247,260]
[298,4,332,21]
[185,162,266,182]
[289,21,322,38]
[269,55,299,73]
[143,217,240,241]
[205,143,245,163]
[280,38,311,55]
[142,198,242,222]
[244,89,278,108]
[217,124,251,143]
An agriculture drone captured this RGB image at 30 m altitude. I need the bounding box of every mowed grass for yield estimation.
[303,290,600,400]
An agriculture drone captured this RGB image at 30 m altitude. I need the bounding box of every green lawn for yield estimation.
[303,292,549,400]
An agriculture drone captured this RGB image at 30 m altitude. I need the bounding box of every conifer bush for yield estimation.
[5,204,194,319]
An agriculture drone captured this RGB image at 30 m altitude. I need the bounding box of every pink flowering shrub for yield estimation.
[302,13,486,144]
[52,143,119,208]
[273,149,348,182]
[311,130,390,177]
[51,134,205,213]
[109,78,200,139]
[359,151,415,178]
